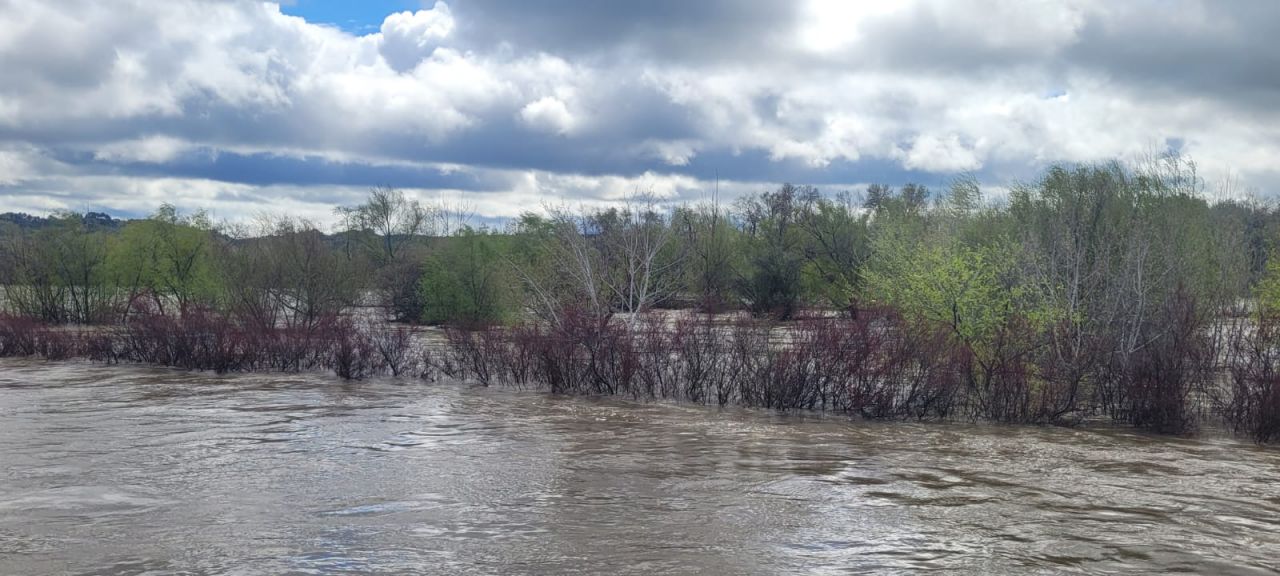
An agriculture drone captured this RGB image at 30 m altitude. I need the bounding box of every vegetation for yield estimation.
[4,155,1280,442]
[418,228,516,326]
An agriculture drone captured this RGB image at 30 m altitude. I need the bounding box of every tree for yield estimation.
[107,205,220,317]
[418,227,514,326]
[735,184,817,319]
[47,214,113,323]
[510,205,610,324]
[798,191,870,313]
[1,213,114,323]
[866,236,1057,421]
[339,186,431,265]
[593,195,683,320]
[221,216,359,331]
[337,186,434,321]
[673,201,740,312]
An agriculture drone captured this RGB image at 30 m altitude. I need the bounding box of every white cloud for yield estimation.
[93,135,193,164]
[798,0,1090,58]
[0,0,1278,219]
[377,2,455,72]
[0,161,785,228]
[900,134,983,172]
[0,148,35,186]
[519,96,577,135]
[636,139,698,166]
[797,1,900,53]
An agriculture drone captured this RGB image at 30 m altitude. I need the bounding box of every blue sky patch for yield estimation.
[280,0,421,34]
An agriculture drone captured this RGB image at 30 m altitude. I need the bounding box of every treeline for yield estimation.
[438,157,1280,442]
[0,191,462,326]
[2,157,1279,441]
[0,211,123,232]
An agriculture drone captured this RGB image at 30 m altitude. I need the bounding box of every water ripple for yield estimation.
[1,358,1278,575]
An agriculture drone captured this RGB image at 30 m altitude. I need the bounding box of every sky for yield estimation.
[1,0,1278,227]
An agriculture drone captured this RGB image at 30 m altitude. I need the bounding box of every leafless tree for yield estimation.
[345,186,432,264]
[223,215,359,331]
[509,194,682,328]
[597,193,683,323]
[430,192,476,237]
[334,186,437,320]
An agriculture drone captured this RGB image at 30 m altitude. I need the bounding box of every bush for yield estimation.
[1223,316,1280,443]
[437,308,973,420]
[1099,288,1211,435]
[418,230,514,326]
[0,314,42,356]
[1,309,437,382]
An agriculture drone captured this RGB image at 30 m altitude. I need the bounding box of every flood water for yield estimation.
[1,359,1278,575]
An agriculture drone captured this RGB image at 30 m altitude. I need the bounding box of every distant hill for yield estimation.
[0,212,125,231]
[0,212,473,249]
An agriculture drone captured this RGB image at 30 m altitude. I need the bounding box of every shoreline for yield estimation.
[0,355,1261,450]
[1,312,1269,448]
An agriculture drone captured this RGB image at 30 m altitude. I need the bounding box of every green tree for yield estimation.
[220,216,359,331]
[673,202,741,311]
[735,184,816,319]
[107,204,220,316]
[798,192,870,313]
[1,213,114,323]
[418,227,513,326]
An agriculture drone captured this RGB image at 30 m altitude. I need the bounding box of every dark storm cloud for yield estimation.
[449,0,798,61]
[1064,2,1280,112]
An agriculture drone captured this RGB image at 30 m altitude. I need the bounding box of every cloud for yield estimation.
[636,139,698,167]
[92,135,193,164]
[0,0,1277,222]
[0,146,37,186]
[519,96,577,135]
[445,0,797,62]
[377,3,455,72]
[899,134,983,173]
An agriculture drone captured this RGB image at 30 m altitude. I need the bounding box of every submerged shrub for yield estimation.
[0,314,42,357]
[330,318,380,380]
[369,322,415,376]
[440,307,974,420]
[0,308,437,382]
[1099,288,1212,435]
[1223,316,1280,443]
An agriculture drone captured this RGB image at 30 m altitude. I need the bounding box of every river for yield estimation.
[1,359,1278,575]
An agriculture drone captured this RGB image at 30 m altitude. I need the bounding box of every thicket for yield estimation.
[0,310,429,380]
[4,156,1280,441]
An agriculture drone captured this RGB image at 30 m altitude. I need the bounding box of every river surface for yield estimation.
[1,359,1278,575]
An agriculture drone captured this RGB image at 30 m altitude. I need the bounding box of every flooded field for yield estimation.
[1,359,1278,575]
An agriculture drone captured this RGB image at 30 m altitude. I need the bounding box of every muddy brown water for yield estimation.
[1,359,1278,575]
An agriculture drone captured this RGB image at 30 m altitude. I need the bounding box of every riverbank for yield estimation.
[3,309,1278,445]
